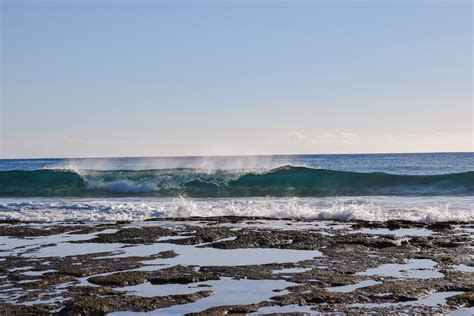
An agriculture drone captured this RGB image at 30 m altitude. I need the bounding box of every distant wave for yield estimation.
[0,166,473,197]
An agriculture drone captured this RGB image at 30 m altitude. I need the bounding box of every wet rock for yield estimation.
[58,287,214,315]
[53,254,147,277]
[386,220,403,230]
[342,236,398,249]
[427,223,453,231]
[272,289,357,305]
[447,291,474,307]
[0,225,87,237]
[207,230,326,250]
[88,271,151,286]
[0,303,52,315]
[200,265,275,280]
[82,226,174,244]
[363,279,442,302]
[187,302,267,315]
[157,250,178,258]
[164,227,234,246]
[351,220,424,230]
[150,265,220,285]
[1,218,472,315]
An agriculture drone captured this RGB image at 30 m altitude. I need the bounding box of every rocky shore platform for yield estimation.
[0,217,473,315]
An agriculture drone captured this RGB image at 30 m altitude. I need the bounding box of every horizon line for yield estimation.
[0,150,472,161]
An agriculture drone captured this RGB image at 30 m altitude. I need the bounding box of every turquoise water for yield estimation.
[0,166,472,197]
[0,153,472,197]
[0,153,473,222]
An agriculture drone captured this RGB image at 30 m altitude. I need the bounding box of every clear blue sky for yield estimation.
[1,0,472,158]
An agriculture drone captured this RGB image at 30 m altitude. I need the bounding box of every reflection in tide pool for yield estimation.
[251,304,315,315]
[20,235,321,267]
[357,259,443,279]
[350,291,463,308]
[111,277,297,315]
[326,279,382,293]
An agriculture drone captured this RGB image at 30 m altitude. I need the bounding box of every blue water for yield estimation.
[0,153,472,222]
[1,152,472,175]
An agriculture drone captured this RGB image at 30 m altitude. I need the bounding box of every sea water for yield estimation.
[0,153,472,222]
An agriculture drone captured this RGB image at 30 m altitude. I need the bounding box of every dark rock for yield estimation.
[427,223,452,231]
[150,265,219,285]
[88,271,151,286]
[447,291,474,307]
[58,287,214,315]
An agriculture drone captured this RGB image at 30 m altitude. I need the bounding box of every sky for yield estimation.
[1,0,472,158]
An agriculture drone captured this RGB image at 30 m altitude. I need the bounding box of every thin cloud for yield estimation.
[288,131,308,140]
[64,136,86,144]
[340,132,359,139]
[314,131,337,140]
[289,131,360,144]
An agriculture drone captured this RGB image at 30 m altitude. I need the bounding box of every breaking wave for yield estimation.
[0,196,472,223]
[0,166,473,197]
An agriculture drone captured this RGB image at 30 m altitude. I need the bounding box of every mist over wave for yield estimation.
[48,155,294,172]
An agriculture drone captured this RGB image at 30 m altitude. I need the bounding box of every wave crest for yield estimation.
[0,166,473,197]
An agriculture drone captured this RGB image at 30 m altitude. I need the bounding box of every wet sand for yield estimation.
[0,217,473,315]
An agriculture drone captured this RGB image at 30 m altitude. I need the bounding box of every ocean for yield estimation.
[0,152,473,222]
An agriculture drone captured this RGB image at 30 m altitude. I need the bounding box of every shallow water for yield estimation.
[0,228,118,257]
[357,259,443,279]
[2,226,321,268]
[251,304,315,315]
[141,244,322,267]
[448,307,474,316]
[22,270,58,276]
[349,227,433,237]
[0,218,471,315]
[451,264,474,273]
[110,277,297,315]
[349,291,463,308]
[326,279,382,293]
[272,267,312,274]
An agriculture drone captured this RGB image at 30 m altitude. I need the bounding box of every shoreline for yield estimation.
[0,217,472,315]
[2,215,474,225]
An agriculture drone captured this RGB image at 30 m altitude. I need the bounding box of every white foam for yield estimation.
[0,196,473,223]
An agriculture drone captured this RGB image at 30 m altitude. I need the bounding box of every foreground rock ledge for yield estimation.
[0,217,472,315]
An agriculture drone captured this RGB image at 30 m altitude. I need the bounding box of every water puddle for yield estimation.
[0,228,118,257]
[350,228,432,237]
[142,245,322,267]
[156,235,192,242]
[350,291,462,308]
[9,266,34,272]
[326,279,381,293]
[451,264,474,273]
[22,269,58,276]
[272,267,312,274]
[116,280,211,297]
[357,259,443,279]
[250,304,315,315]
[30,242,122,258]
[23,241,321,280]
[111,277,296,315]
[448,307,474,316]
